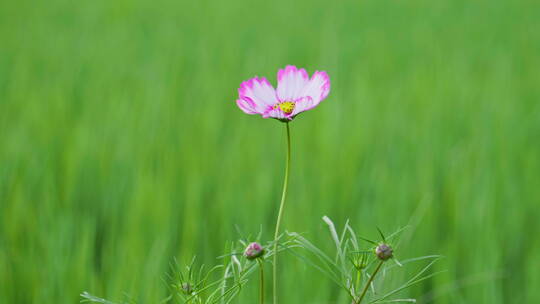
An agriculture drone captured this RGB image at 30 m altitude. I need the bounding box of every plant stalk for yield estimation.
[257,259,265,304]
[356,260,384,304]
[355,269,362,295]
[273,122,291,304]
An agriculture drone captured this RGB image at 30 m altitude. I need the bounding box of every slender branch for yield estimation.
[355,269,362,295]
[357,260,384,304]
[273,122,291,304]
[257,259,265,304]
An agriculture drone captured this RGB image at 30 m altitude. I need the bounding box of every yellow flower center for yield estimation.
[277,102,295,114]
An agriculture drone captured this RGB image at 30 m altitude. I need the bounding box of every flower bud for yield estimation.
[244,242,265,260]
[375,243,393,261]
[181,283,192,295]
[351,252,368,270]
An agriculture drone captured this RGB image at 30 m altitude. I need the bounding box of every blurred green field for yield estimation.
[1,0,539,303]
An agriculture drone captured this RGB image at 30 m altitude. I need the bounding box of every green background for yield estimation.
[1,0,539,303]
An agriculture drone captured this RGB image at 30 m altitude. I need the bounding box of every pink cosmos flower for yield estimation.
[236,65,330,121]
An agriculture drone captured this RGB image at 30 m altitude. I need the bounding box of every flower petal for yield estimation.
[291,96,316,116]
[301,71,330,106]
[276,65,310,102]
[238,77,278,114]
[290,71,330,117]
[236,98,258,114]
[262,107,290,121]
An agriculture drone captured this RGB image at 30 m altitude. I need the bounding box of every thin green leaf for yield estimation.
[81,292,120,304]
[376,227,386,242]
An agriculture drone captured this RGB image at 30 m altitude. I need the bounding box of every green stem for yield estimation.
[257,259,265,304]
[355,269,362,295]
[272,122,291,304]
[356,260,384,304]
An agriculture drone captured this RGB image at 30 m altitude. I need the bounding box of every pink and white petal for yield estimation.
[291,96,316,116]
[300,71,330,106]
[238,77,278,114]
[236,98,258,114]
[262,107,292,121]
[276,65,310,102]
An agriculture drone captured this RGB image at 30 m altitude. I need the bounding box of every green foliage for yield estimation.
[287,217,442,303]
[1,0,539,303]
[82,236,293,303]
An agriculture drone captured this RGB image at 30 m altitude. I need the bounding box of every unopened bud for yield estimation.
[375,243,393,261]
[351,252,368,270]
[244,242,265,260]
[181,283,192,295]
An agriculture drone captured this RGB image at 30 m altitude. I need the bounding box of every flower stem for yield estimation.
[356,260,384,304]
[257,259,265,304]
[273,122,291,304]
[355,269,362,295]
